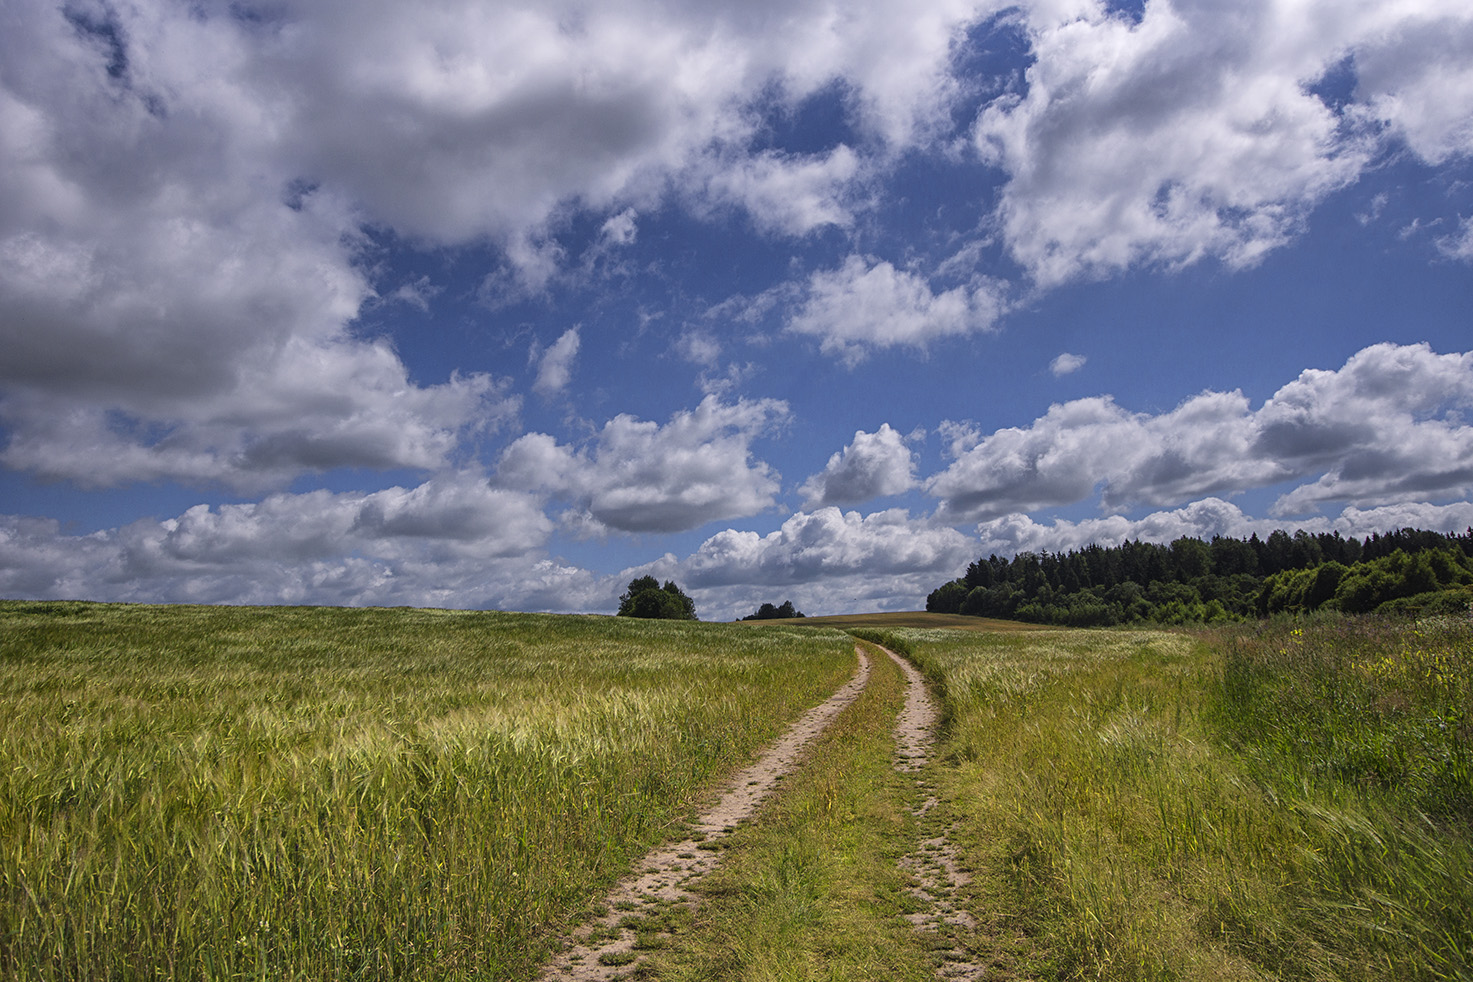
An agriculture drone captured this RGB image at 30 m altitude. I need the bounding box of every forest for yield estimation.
[926,527,1473,626]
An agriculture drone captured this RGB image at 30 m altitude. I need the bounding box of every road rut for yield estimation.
[536,646,872,981]
[884,644,988,981]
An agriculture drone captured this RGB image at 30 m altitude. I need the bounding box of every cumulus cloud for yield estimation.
[929,343,1473,522]
[0,340,515,491]
[696,145,862,234]
[799,424,916,508]
[1050,352,1086,376]
[533,327,581,397]
[974,0,1473,287]
[787,256,1006,365]
[0,0,1000,491]
[495,395,789,533]
[0,3,530,490]
[685,506,971,585]
[1352,6,1473,166]
[0,475,567,608]
[972,497,1473,559]
[672,506,974,618]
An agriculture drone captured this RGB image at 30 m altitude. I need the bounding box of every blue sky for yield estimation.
[2,0,1471,620]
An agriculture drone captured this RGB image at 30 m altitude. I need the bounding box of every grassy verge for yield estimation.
[0,601,853,980]
[643,642,937,981]
[891,619,1472,982]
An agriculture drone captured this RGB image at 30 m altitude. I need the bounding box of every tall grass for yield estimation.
[898,619,1472,982]
[0,601,853,980]
[651,641,939,982]
[1208,615,1472,979]
[1213,614,1471,823]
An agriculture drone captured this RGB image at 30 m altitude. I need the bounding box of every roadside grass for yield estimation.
[0,601,853,981]
[894,619,1472,982]
[644,642,940,982]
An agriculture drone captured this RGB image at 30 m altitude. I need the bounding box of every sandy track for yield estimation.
[883,645,988,982]
[535,646,872,981]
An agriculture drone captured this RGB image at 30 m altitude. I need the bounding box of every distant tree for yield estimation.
[926,580,968,614]
[618,577,698,620]
[740,599,805,621]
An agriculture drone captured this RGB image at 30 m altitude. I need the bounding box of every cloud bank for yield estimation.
[930,343,1473,522]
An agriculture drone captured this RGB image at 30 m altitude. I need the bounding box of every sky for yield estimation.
[1,0,1472,621]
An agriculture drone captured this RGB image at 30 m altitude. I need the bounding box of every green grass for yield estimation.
[9,601,1467,981]
[647,642,942,982]
[889,618,1473,982]
[0,601,854,980]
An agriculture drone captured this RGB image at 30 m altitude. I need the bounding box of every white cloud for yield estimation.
[928,343,1473,522]
[937,419,984,458]
[787,255,1006,365]
[1437,216,1473,261]
[386,276,441,311]
[0,0,1000,490]
[601,208,639,247]
[533,327,581,397]
[0,4,526,490]
[0,339,514,492]
[495,395,789,533]
[928,390,1266,521]
[677,330,722,368]
[799,424,916,508]
[1352,5,1473,166]
[1255,343,1473,515]
[973,0,1473,288]
[143,0,985,254]
[697,145,861,235]
[1050,352,1086,376]
[0,475,565,608]
[974,498,1276,558]
[972,497,1473,559]
[675,506,975,619]
[685,506,971,584]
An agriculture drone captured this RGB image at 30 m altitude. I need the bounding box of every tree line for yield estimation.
[927,527,1473,626]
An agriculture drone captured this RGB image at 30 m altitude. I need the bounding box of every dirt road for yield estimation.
[536,639,985,981]
[536,646,873,980]
[885,645,988,981]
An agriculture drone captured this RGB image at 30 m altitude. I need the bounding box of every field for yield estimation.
[0,602,853,979]
[2,601,1469,980]
[892,617,1472,981]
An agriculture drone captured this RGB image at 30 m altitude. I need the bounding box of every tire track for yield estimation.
[883,645,988,982]
[536,646,872,981]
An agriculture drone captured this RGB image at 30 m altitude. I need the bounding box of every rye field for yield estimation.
[0,602,853,979]
[1,601,1469,981]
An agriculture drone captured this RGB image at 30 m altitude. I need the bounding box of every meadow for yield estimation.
[889,615,1472,981]
[3,600,1468,982]
[0,601,854,980]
